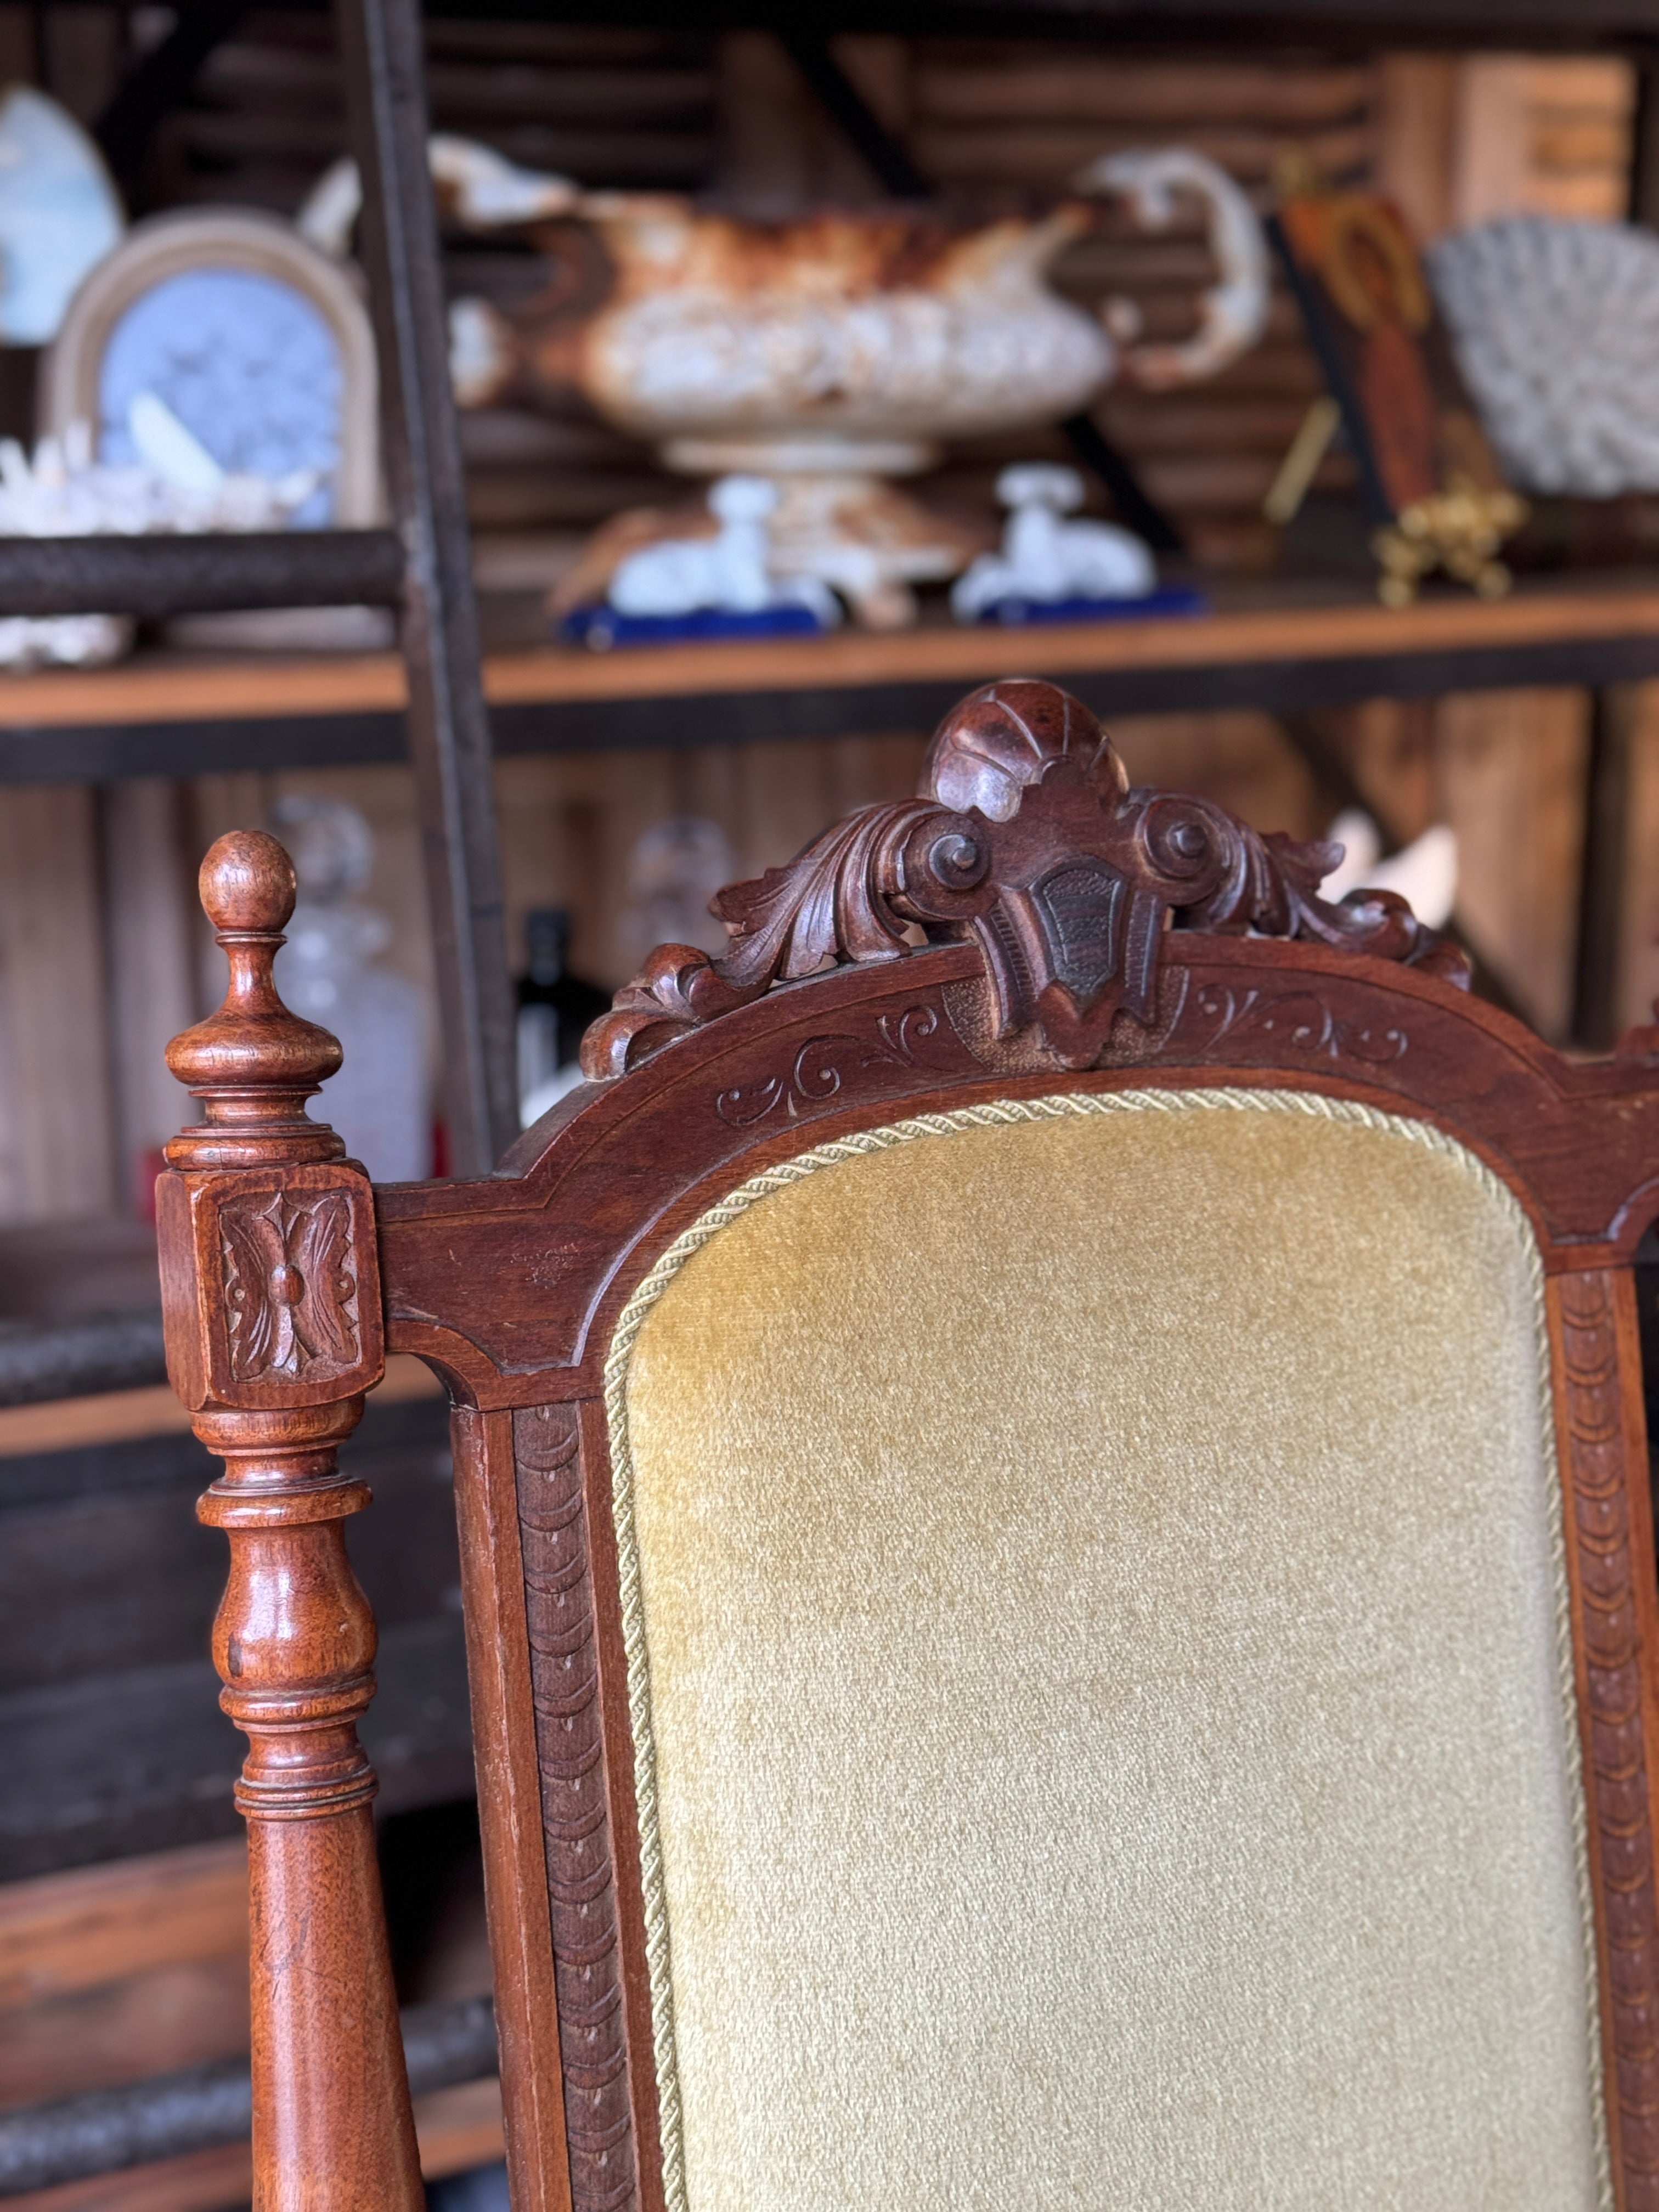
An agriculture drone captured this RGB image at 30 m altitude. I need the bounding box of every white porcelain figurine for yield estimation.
[606,476,840,627]
[952,464,1156,623]
[1320,810,1458,931]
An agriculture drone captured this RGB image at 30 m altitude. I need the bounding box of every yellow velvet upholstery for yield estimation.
[607,1090,1607,2212]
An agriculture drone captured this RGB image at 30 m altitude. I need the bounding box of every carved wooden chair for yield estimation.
[158,679,1659,2212]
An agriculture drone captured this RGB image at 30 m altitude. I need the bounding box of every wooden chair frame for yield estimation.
[157,680,1659,2212]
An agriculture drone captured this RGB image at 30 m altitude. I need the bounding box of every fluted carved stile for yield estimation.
[157,832,423,2212]
[515,1404,639,2212]
[1557,1270,1659,2209]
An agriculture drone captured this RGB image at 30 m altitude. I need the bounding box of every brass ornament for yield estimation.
[1371,476,1530,609]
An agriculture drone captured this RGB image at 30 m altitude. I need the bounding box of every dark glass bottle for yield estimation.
[515,909,610,1116]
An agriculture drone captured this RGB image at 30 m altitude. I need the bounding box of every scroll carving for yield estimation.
[514,1403,639,2212]
[220,1186,360,1383]
[1557,1271,1659,2206]
[714,1002,953,1126]
[1183,982,1409,1066]
[583,678,1468,1079]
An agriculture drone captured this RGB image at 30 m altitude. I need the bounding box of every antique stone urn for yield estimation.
[387,140,1269,624]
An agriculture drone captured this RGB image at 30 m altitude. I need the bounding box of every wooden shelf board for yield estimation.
[4,577,1659,778]
[0,1353,442,1461]
[0,580,1652,729]
[487,583,1659,706]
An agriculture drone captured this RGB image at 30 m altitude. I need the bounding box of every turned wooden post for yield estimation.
[157,831,424,2212]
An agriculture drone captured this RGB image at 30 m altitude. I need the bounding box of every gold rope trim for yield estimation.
[601,1086,1609,2212]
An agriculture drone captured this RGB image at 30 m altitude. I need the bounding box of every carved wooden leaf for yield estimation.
[712,802,933,984]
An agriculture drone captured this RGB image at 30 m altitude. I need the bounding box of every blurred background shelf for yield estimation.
[5,574,1659,778]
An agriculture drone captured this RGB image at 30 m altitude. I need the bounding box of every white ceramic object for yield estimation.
[607,475,840,624]
[0,399,319,670]
[0,612,129,672]
[271,797,430,1184]
[0,86,123,345]
[297,136,579,258]
[1429,216,1659,497]
[0,402,317,532]
[1321,809,1458,931]
[41,207,381,527]
[1075,148,1269,391]
[572,208,1108,456]
[952,462,1155,619]
[448,144,1266,449]
[304,134,1268,622]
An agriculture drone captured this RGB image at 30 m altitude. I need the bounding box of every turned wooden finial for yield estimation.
[165,831,345,1171]
[157,827,385,1415]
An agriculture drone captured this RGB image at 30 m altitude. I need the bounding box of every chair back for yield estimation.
[160,680,1659,2212]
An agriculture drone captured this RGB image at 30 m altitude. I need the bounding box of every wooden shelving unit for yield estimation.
[7,574,1659,779]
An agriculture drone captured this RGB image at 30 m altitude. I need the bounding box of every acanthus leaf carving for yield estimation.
[712,800,945,983]
[579,799,977,1081]
[580,678,1469,1080]
[1148,795,1467,981]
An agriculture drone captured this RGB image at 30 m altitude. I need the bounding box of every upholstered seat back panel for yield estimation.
[611,1093,1606,2212]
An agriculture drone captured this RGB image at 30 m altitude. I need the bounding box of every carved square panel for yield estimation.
[166,1163,385,1411]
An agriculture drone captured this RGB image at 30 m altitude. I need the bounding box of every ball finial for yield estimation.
[163,826,345,1167]
[199,831,297,937]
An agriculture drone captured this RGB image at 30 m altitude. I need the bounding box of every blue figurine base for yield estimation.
[971,583,1209,627]
[561,603,831,651]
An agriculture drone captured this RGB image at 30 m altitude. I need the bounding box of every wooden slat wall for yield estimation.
[902,43,1373,570]
[146,11,718,212]
[0,1840,250,2106]
[0,1837,504,2212]
[1521,58,1635,221]
[0,791,117,1224]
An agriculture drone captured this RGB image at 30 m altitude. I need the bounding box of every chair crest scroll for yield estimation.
[583,678,1466,1077]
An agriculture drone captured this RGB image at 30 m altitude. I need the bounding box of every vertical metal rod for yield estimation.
[1573,686,1634,1053]
[335,0,518,1176]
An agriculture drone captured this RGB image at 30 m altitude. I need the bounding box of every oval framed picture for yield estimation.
[40,207,381,527]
